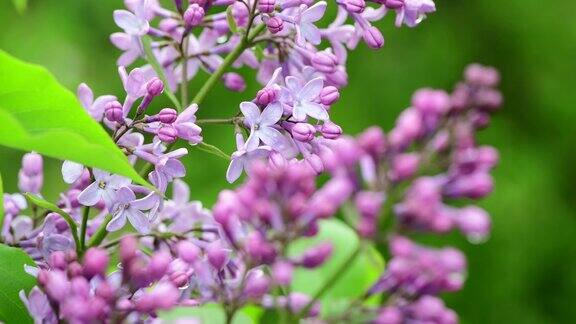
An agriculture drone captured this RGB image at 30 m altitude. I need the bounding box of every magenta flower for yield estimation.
[283,77,328,121]
[77,83,117,121]
[240,101,285,151]
[227,134,272,183]
[77,169,131,207]
[107,187,156,233]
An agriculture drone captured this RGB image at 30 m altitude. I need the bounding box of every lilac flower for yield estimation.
[77,83,117,121]
[282,2,327,45]
[107,187,155,233]
[77,169,131,207]
[227,134,272,183]
[113,8,149,36]
[61,160,85,184]
[19,287,56,324]
[395,0,436,27]
[283,77,328,121]
[36,214,75,261]
[173,104,202,144]
[110,32,142,66]
[161,179,212,232]
[241,101,285,151]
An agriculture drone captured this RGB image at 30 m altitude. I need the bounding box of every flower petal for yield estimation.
[77,83,93,109]
[78,182,102,206]
[260,102,283,126]
[300,22,322,45]
[245,130,260,151]
[127,209,150,233]
[116,187,136,204]
[299,77,324,101]
[226,157,245,183]
[172,179,190,204]
[113,9,149,36]
[301,1,327,23]
[300,102,329,121]
[61,161,84,184]
[240,102,261,126]
[259,126,286,149]
[107,212,127,232]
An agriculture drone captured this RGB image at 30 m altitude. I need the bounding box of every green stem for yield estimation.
[180,37,189,107]
[86,214,112,248]
[298,244,363,318]
[196,118,238,125]
[80,206,90,251]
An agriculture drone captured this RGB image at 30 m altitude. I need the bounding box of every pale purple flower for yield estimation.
[395,0,436,27]
[174,104,202,144]
[227,134,272,183]
[107,187,156,233]
[19,287,57,324]
[282,2,327,45]
[241,101,285,151]
[113,9,149,36]
[77,169,131,207]
[61,160,85,184]
[38,214,75,260]
[283,76,328,121]
[77,83,117,121]
[118,66,156,115]
[110,32,142,66]
[161,179,212,232]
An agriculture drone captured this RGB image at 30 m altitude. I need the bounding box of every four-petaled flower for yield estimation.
[282,1,327,45]
[283,76,328,121]
[241,101,285,151]
[107,187,156,233]
[77,83,117,121]
[227,134,272,183]
[78,169,131,207]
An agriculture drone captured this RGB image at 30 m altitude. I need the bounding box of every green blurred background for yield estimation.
[1,0,575,323]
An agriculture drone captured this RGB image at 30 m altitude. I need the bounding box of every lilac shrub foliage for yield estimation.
[2,0,504,322]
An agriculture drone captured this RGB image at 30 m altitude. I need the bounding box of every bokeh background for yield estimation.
[1,0,575,323]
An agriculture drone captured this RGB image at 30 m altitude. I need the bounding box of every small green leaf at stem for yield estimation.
[24,193,81,252]
[141,36,182,111]
[196,142,231,160]
[87,214,112,249]
[226,6,239,34]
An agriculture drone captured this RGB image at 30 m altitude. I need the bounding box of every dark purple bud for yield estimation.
[246,232,277,264]
[158,125,178,143]
[82,248,109,279]
[343,0,365,13]
[291,123,316,142]
[184,4,205,28]
[320,86,340,106]
[311,51,338,74]
[223,72,246,92]
[190,0,209,7]
[104,100,124,123]
[174,0,183,11]
[258,0,276,13]
[266,16,283,34]
[244,272,270,299]
[301,242,332,268]
[157,108,178,124]
[363,26,384,49]
[207,242,229,270]
[256,87,278,106]
[384,0,404,9]
[67,261,84,278]
[177,241,200,264]
[146,77,164,97]
[320,121,342,139]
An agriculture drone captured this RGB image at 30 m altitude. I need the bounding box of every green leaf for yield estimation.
[159,304,253,324]
[0,244,36,324]
[0,172,4,240]
[12,0,27,14]
[226,6,238,34]
[0,50,151,188]
[289,219,384,316]
[24,193,80,250]
[195,142,230,160]
[141,36,181,110]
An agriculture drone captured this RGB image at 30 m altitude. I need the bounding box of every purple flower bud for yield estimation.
[258,0,276,13]
[135,282,179,313]
[268,151,287,169]
[305,154,324,174]
[301,242,332,268]
[95,281,115,302]
[120,236,138,264]
[146,77,164,97]
[256,87,278,106]
[49,251,68,270]
[444,172,493,199]
[272,261,293,285]
[384,0,404,9]
[355,191,384,220]
[190,0,209,7]
[311,51,338,74]
[82,248,109,279]
[476,88,503,111]
[104,100,124,123]
[464,64,500,87]
[412,88,451,115]
[207,242,230,270]
[246,232,277,264]
[67,261,84,278]
[148,251,172,280]
[456,206,491,242]
[326,68,348,88]
[177,241,200,264]
[266,16,283,34]
[70,276,90,296]
[363,26,384,49]
[320,121,342,139]
[244,272,270,299]
[390,153,420,181]
[358,126,386,158]
[376,307,403,324]
[45,271,70,302]
[320,86,340,106]
[22,153,43,176]
[174,0,183,11]
[158,125,178,143]
[291,123,316,142]
[159,18,180,33]
[343,0,365,13]
[223,72,246,92]
[157,108,178,124]
[184,4,205,28]
[287,293,320,318]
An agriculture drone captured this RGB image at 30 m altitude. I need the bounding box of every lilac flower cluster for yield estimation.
[0,0,506,322]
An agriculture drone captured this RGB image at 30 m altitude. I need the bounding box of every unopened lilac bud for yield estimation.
[343,0,365,13]
[326,68,348,88]
[190,0,209,7]
[355,191,384,219]
[268,151,287,169]
[207,242,229,270]
[320,121,342,139]
[104,100,124,123]
[376,307,403,324]
[358,126,386,158]
[177,241,200,264]
[146,77,164,97]
[22,153,43,176]
[384,0,404,9]
[465,64,500,87]
[272,261,293,285]
[306,154,324,174]
[157,108,178,124]
[412,88,451,115]
[258,0,276,13]
[158,125,178,143]
[256,87,278,105]
[291,123,316,142]
[83,248,109,279]
[288,293,320,317]
[244,272,270,299]
[96,281,115,302]
[159,18,179,33]
[320,86,340,106]
[184,4,205,28]
[120,236,138,264]
[456,206,491,242]
[149,251,172,280]
[45,271,70,301]
[223,72,246,92]
[70,277,90,296]
[67,261,84,278]
[49,251,67,270]
[476,88,503,111]
[311,51,338,74]
[174,0,183,11]
[390,153,420,181]
[444,172,493,199]
[266,16,283,34]
[363,26,384,49]
[301,242,332,268]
